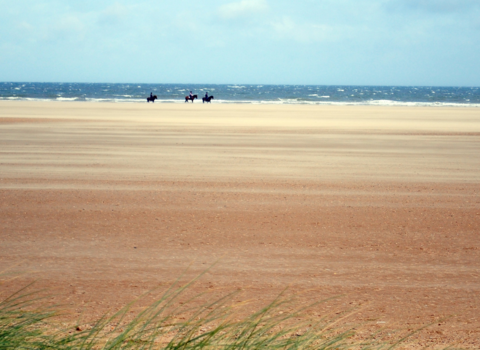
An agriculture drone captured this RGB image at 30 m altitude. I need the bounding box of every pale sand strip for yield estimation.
[2,101,480,132]
[1,101,480,183]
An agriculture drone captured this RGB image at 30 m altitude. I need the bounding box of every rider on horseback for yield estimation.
[189,91,193,99]
[205,92,209,100]
[150,92,153,99]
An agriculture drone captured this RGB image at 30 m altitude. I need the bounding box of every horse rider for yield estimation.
[150,92,153,99]
[189,91,193,100]
[205,92,209,100]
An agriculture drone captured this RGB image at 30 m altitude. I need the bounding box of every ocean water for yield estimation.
[1,82,479,107]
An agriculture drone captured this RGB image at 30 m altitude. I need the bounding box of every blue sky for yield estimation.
[1,0,479,86]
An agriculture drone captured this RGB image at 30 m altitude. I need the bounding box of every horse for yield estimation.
[185,94,198,103]
[202,96,214,103]
[147,95,157,103]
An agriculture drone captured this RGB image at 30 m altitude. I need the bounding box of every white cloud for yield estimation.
[218,0,268,20]
[38,14,90,44]
[97,3,130,26]
[55,15,85,32]
[269,17,346,44]
[386,0,480,13]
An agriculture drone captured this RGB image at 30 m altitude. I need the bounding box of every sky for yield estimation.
[1,0,479,86]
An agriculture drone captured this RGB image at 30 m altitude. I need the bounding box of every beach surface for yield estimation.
[1,101,479,348]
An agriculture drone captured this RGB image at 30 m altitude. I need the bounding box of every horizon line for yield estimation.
[1,81,479,89]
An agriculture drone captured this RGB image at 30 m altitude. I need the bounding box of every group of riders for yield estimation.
[190,91,210,101]
[148,91,212,103]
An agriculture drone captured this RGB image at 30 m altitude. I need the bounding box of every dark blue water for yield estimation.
[1,82,479,106]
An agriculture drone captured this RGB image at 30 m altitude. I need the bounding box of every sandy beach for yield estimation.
[1,101,479,348]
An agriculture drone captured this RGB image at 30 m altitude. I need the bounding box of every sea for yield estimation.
[1,82,479,107]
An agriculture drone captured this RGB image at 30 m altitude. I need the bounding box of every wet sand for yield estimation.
[1,101,479,348]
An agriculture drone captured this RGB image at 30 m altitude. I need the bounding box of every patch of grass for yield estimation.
[0,274,454,350]
[0,283,56,349]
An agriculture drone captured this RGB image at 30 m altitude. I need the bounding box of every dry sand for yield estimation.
[1,101,479,348]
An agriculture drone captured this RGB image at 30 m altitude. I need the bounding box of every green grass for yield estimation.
[0,274,455,350]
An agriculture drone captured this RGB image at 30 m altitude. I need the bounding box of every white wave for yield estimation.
[25,98,53,101]
[56,97,78,101]
[85,98,146,103]
[316,95,330,98]
[155,99,185,103]
[192,99,480,108]
[228,85,246,89]
[278,98,301,103]
[332,99,480,108]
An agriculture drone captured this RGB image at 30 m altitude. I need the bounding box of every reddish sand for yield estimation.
[1,101,479,348]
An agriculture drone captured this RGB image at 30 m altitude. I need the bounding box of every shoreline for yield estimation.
[2,98,480,108]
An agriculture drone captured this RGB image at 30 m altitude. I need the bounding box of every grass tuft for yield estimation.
[0,274,457,350]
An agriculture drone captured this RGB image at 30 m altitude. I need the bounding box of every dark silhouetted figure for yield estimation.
[147,94,157,103]
[185,94,198,103]
[202,95,214,103]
